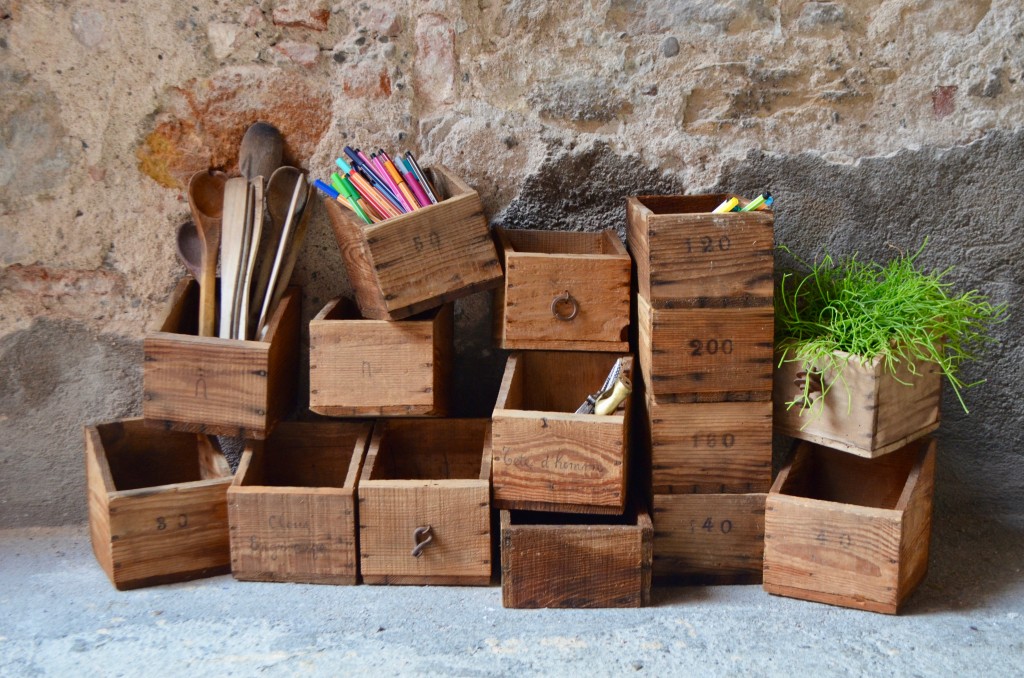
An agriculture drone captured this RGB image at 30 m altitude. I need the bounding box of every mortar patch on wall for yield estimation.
[136,67,332,189]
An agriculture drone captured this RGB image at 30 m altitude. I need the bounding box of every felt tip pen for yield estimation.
[383,157,421,211]
[405,152,438,203]
[740,192,771,212]
[399,157,431,207]
[338,176,373,225]
[712,197,739,213]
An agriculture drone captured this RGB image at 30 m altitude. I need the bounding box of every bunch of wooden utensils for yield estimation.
[177,122,311,341]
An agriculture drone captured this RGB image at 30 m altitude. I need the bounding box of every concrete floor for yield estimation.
[1,512,1022,677]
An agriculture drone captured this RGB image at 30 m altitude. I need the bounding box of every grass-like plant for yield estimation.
[775,241,1008,414]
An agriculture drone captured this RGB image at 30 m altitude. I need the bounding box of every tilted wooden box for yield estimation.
[493,227,630,352]
[324,164,503,321]
[638,294,773,402]
[492,351,632,515]
[85,418,232,590]
[763,437,936,614]
[652,492,766,585]
[773,351,942,458]
[228,421,373,585]
[143,278,300,440]
[309,297,453,417]
[358,418,492,586]
[500,503,653,609]
[647,397,772,494]
[626,194,774,306]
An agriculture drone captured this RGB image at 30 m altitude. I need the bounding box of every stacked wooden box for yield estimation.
[283,164,503,587]
[491,227,652,608]
[88,277,303,589]
[626,195,774,585]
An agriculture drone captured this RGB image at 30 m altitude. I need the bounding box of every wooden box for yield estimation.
[85,418,232,590]
[500,503,653,608]
[763,437,936,614]
[324,164,503,321]
[773,351,942,458]
[492,351,632,515]
[493,227,630,351]
[648,397,772,494]
[638,294,773,401]
[652,493,766,585]
[626,194,774,306]
[358,418,492,585]
[143,278,300,440]
[309,297,453,417]
[228,421,372,585]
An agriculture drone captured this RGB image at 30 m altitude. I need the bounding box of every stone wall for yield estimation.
[1,0,1021,527]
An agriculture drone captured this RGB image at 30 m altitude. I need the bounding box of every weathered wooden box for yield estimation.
[637,294,773,401]
[143,278,300,440]
[228,421,372,585]
[492,351,632,515]
[773,351,942,458]
[324,164,502,321]
[626,194,774,306]
[309,297,453,417]
[647,397,772,494]
[652,492,766,585]
[500,503,653,608]
[763,437,936,614]
[85,418,232,590]
[493,227,630,351]
[358,418,492,585]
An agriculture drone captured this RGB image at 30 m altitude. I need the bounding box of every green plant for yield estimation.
[775,240,1008,414]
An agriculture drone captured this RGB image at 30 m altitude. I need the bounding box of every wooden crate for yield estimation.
[85,418,232,590]
[358,418,492,585]
[652,492,766,585]
[492,351,632,515]
[309,297,453,417]
[228,421,372,585]
[638,293,773,401]
[324,164,503,321]
[493,227,630,351]
[763,437,936,614]
[627,194,774,306]
[648,397,772,494]
[143,278,300,440]
[773,351,942,458]
[500,503,653,608]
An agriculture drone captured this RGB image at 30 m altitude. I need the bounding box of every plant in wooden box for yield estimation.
[774,241,1007,457]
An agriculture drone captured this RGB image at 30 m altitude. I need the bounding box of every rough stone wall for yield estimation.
[0,0,1021,526]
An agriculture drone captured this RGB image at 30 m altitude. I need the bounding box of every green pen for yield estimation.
[338,175,373,225]
[740,192,771,211]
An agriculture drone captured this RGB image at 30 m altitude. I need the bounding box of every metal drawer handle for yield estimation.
[551,290,579,321]
[411,525,433,557]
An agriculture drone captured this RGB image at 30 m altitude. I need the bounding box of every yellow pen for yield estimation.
[712,197,739,213]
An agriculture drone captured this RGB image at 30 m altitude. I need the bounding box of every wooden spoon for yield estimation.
[186,170,226,337]
[219,177,250,339]
[175,221,203,281]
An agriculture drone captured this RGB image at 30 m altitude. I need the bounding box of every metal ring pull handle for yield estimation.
[550,290,579,321]
[411,525,433,558]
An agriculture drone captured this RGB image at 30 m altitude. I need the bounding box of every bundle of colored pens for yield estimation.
[712,192,773,213]
[314,147,440,225]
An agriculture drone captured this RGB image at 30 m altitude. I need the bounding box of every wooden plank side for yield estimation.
[649,399,772,493]
[309,310,439,414]
[323,198,390,319]
[492,411,627,512]
[263,286,301,434]
[84,426,114,585]
[763,495,903,612]
[644,302,774,397]
[107,480,231,589]
[501,520,646,608]
[652,493,765,584]
[897,439,936,607]
[501,251,630,350]
[358,483,491,582]
[228,488,357,584]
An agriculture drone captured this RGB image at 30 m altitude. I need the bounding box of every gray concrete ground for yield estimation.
[1,510,1022,677]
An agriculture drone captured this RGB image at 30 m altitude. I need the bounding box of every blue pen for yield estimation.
[313,179,340,200]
